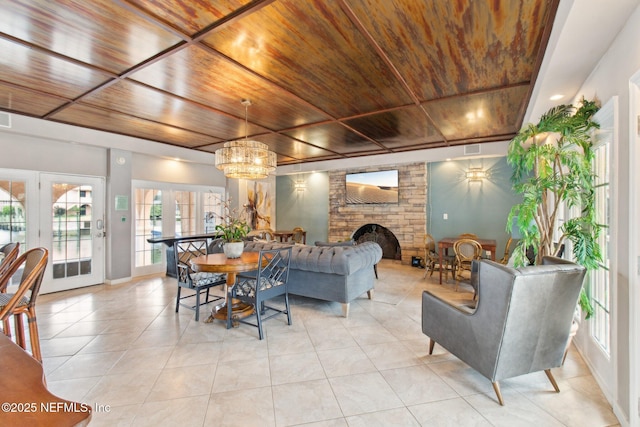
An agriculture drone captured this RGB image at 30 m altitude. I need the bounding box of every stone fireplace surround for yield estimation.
[328,162,426,265]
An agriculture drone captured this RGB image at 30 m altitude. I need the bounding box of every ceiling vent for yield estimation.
[0,112,11,128]
[464,144,481,155]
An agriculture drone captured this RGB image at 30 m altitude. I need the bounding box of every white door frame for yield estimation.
[575,97,618,403]
[629,71,640,427]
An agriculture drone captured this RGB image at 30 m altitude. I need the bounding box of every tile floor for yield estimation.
[21,259,620,426]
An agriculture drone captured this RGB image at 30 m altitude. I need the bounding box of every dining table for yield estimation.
[273,230,306,244]
[190,252,266,325]
[438,237,497,284]
[0,333,92,426]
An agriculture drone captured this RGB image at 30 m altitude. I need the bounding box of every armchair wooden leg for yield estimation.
[367,290,374,300]
[492,381,505,405]
[544,369,560,392]
[428,339,435,355]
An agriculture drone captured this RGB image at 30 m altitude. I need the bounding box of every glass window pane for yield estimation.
[590,138,610,354]
[134,188,162,268]
[51,183,93,278]
[0,179,27,249]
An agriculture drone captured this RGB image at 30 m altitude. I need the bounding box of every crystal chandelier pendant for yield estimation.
[215,100,277,180]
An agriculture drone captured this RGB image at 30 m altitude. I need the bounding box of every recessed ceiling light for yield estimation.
[550,94,564,101]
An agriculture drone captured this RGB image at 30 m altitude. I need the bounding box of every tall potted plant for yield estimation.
[506,98,602,318]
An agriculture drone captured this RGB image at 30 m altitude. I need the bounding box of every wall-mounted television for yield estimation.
[346,169,398,204]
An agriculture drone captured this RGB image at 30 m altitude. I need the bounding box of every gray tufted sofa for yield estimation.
[243,240,382,317]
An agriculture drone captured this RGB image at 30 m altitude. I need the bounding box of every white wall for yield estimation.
[0,130,107,176]
[0,114,228,282]
[132,153,225,185]
[571,5,640,424]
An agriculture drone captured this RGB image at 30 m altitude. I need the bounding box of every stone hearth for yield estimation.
[328,163,426,265]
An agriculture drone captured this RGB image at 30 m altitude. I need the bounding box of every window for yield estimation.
[132,182,225,275]
[175,191,196,236]
[134,188,163,268]
[203,191,222,233]
[591,137,611,354]
[0,179,27,249]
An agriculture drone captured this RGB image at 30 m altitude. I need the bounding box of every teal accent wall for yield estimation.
[275,172,329,244]
[427,156,520,259]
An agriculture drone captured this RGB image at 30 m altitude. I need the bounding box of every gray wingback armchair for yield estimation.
[422,256,586,405]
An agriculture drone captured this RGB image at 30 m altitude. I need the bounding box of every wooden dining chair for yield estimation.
[291,227,305,244]
[498,237,514,264]
[0,242,20,338]
[423,234,453,281]
[0,247,48,362]
[453,239,483,292]
[0,242,20,280]
[458,233,478,239]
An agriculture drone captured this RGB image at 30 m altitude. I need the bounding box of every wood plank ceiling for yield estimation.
[0,0,558,165]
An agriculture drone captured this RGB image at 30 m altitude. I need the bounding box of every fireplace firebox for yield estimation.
[352,224,401,260]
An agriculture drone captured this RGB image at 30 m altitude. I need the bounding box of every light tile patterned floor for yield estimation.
[19,259,620,426]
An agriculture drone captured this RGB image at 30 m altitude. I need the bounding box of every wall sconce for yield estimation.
[466,168,487,181]
[294,180,307,191]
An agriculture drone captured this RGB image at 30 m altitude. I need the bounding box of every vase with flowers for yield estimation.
[213,197,250,258]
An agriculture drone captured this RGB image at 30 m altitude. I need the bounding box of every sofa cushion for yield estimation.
[314,240,355,247]
[244,241,381,276]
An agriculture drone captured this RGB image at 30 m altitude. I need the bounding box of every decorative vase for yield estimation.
[223,241,244,258]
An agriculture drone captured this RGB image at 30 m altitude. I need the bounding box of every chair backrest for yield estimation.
[262,229,275,242]
[291,227,305,244]
[424,234,436,253]
[498,237,513,264]
[174,239,209,282]
[458,233,478,239]
[481,257,586,380]
[0,242,20,285]
[454,239,482,264]
[256,246,292,290]
[249,229,275,242]
[0,247,48,319]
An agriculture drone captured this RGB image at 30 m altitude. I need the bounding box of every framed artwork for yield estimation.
[240,179,274,230]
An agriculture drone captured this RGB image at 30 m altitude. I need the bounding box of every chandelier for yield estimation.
[215,99,277,180]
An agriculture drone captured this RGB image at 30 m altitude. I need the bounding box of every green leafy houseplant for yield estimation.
[214,197,250,242]
[506,98,602,318]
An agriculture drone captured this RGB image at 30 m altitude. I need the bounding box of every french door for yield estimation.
[40,174,105,293]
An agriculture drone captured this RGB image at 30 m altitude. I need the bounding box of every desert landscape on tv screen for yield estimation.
[346,170,398,204]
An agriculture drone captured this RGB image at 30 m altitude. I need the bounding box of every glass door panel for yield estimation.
[134,188,163,268]
[0,179,27,249]
[40,174,104,293]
